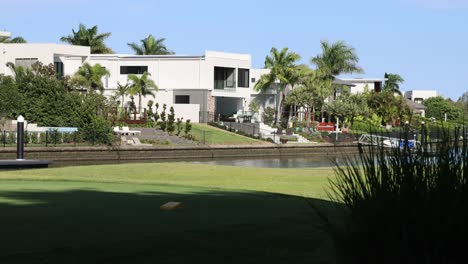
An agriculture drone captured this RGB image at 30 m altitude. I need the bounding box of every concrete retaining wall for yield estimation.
[0,144,359,162]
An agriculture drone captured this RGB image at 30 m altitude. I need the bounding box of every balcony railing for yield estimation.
[214,80,236,90]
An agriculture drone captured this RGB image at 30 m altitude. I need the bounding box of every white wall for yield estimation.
[171,104,200,123]
[404,90,438,101]
[0,43,89,76]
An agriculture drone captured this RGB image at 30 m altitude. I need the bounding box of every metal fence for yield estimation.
[1,130,82,147]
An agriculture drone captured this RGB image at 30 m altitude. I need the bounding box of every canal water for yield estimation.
[50,154,350,169]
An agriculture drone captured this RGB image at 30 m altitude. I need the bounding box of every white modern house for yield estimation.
[404,90,438,104]
[0,43,279,123]
[1,41,386,124]
[337,78,387,94]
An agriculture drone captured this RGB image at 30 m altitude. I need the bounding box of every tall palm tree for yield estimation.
[127,72,158,114]
[72,63,110,93]
[114,82,130,109]
[383,72,404,94]
[60,23,113,54]
[0,35,26,43]
[127,34,174,55]
[255,47,301,125]
[311,40,363,79]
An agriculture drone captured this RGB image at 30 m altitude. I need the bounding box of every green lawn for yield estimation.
[190,123,266,145]
[0,163,338,263]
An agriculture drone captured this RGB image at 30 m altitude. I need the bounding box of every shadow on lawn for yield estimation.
[0,188,341,264]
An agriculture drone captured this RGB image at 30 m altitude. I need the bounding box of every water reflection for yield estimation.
[51,155,349,169]
[191,156,343,168]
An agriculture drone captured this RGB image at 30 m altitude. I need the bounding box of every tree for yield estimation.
[114,82,130,109]
[0,35,26,43]
[455,92,468,121]
[127,34,174,55]
[127,72,158,114]
[285,69,333,122]
[324,91,368,127]
[424,96,462,121]
[383,73,404,94]
[367,90,409,126]
[254,47,301,125]
[60,23,113,54]
[311,40,363,79]
[71,63,110,93]
[0,75,22,122]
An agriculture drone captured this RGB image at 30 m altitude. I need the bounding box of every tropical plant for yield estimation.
[327,128,468,263]
[127,71,158,114]
[311,40,363,79]
[60,23,113,54]
[383,72,404,94]
[0,35,26,43]
[71,63,110,93]
[367,90,409,126]
[114,82,130,108]
[285,69,333,122]
[127,34,174,55]
[255,47,301,125]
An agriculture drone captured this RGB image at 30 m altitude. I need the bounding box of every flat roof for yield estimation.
[90,54,204,59]
[339,78,387,82]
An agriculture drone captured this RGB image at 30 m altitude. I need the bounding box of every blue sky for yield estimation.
[1,0,467,100]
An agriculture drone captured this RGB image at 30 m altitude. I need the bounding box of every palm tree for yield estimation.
[127,34,174,55]
[60,23,113,54]
[114,82,130,109]
[127,72,158,114]
[383,72,404,94]
[72,63,110,93]
[311,40,363,79]
[255,47,301,125]
[0,35,26,43]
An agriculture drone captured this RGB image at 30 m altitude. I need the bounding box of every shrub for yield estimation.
[176,118,183,136]
[167,106,175,134]
[159,104,167,131]
[153,103,160,123]
[326,127,468,263]
[184,119,192,136]
[79,116,114,145]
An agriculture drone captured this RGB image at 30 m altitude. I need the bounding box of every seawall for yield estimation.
[0,143,359,162]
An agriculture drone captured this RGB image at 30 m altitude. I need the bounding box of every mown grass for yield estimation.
[0,163,337,263]
[190,123,266,145]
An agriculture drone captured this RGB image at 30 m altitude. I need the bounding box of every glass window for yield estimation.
[175,95,190,104]
[238,68,249,88]
[54,62,64,78]
[120,66,148,74]
[15,58,38,69]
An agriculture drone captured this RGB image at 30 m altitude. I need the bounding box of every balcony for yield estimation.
[214,67,236,90]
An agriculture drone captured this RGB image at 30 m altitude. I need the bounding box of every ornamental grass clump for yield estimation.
[329,127,468,264]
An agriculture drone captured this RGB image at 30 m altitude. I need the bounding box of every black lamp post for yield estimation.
[16,115,25,160]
